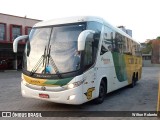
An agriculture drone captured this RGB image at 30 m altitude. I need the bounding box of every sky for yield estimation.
[0,0,160,43]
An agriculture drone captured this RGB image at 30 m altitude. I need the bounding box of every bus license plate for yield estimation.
[39,93,49,98]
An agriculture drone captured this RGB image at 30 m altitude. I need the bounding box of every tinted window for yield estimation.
[83,22,102,70]
[101,26,114,54]
[0,23,6,40]
[87,21,102,60]
[11,25,22,40]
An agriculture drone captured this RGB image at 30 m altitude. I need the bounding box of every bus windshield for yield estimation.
[23,23,85,75]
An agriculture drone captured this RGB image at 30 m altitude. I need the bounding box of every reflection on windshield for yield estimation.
[23,24,85,74]
[23,28,51,73]
[49,25,82,73]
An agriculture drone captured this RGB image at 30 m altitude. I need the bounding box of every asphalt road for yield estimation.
[0,67,159,119]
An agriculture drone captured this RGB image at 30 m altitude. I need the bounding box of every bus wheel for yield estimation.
[94,80,106,104]
[130,76,136,88]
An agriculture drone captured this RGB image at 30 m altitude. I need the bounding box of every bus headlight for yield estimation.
[67,80,84,89]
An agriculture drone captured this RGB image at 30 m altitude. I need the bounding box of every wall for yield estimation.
[143,60,160,67]
[0,13,41,70]
[0,13,41,42]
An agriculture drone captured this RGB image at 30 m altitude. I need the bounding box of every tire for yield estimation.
[94,80,106,104]
[136,73,138,82]
[130,76,136,88]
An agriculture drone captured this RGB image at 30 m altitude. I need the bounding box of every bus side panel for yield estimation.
[95,52,117,93]
[124,55,142,85]
[112,52,128,82]
[124,55,135,84]
[111,52,131,89]
[96,52,128,93]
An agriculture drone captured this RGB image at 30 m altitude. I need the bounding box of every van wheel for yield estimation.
[94,80,106,104]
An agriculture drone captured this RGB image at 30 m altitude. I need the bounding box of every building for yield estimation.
[142,53,152,67]
[0,13,41,70]
[117,26,132,37]
[141,39,160,67]
[151,40,160,64]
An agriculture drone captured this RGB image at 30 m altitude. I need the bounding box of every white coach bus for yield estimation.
[13,16,142,104]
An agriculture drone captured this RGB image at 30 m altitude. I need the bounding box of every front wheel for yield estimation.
[94,81,106,104]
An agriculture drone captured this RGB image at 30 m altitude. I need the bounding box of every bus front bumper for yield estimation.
[21,82,84,105]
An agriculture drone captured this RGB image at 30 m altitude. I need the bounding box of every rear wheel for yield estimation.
[130,75,136,88]
[94,80,106,104]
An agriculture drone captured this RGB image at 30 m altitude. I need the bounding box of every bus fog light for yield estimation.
[68,95,75,100]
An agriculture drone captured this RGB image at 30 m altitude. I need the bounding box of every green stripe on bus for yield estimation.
[112,52,127,82]
[44,77,73,86]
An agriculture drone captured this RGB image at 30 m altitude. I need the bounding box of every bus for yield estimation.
[13,16,142,105]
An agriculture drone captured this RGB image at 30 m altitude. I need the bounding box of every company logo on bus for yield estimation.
[101,57,110,64]
[30,80,40,84]
[84,87,95,100]
[36,74,52,78]
[41,86,46,91]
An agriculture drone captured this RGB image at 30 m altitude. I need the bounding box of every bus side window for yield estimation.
[103,26,115,53]
[100,45,108,55]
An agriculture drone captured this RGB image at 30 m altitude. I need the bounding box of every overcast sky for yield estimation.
[0,0,159,42]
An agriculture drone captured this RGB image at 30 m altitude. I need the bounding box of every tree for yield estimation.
[141,41,152,54]
[156,36,160,40]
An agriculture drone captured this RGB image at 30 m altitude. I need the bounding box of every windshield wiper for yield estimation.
[30,45,62,78]
[30,46,47,76]
[46,45,62,78]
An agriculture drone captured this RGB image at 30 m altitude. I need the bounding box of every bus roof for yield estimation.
[34,16,104,27]
[34,16,139,44]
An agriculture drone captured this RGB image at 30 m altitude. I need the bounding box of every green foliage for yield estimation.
[156,36,160,40]
[141,42,152,54]
[142,37,160,54]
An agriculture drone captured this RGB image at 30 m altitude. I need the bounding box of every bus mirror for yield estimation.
[78,30,95,51]
[13,35,28,53]
[26,41,31,57]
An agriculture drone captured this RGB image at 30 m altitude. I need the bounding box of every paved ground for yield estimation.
[0,67,159,120]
